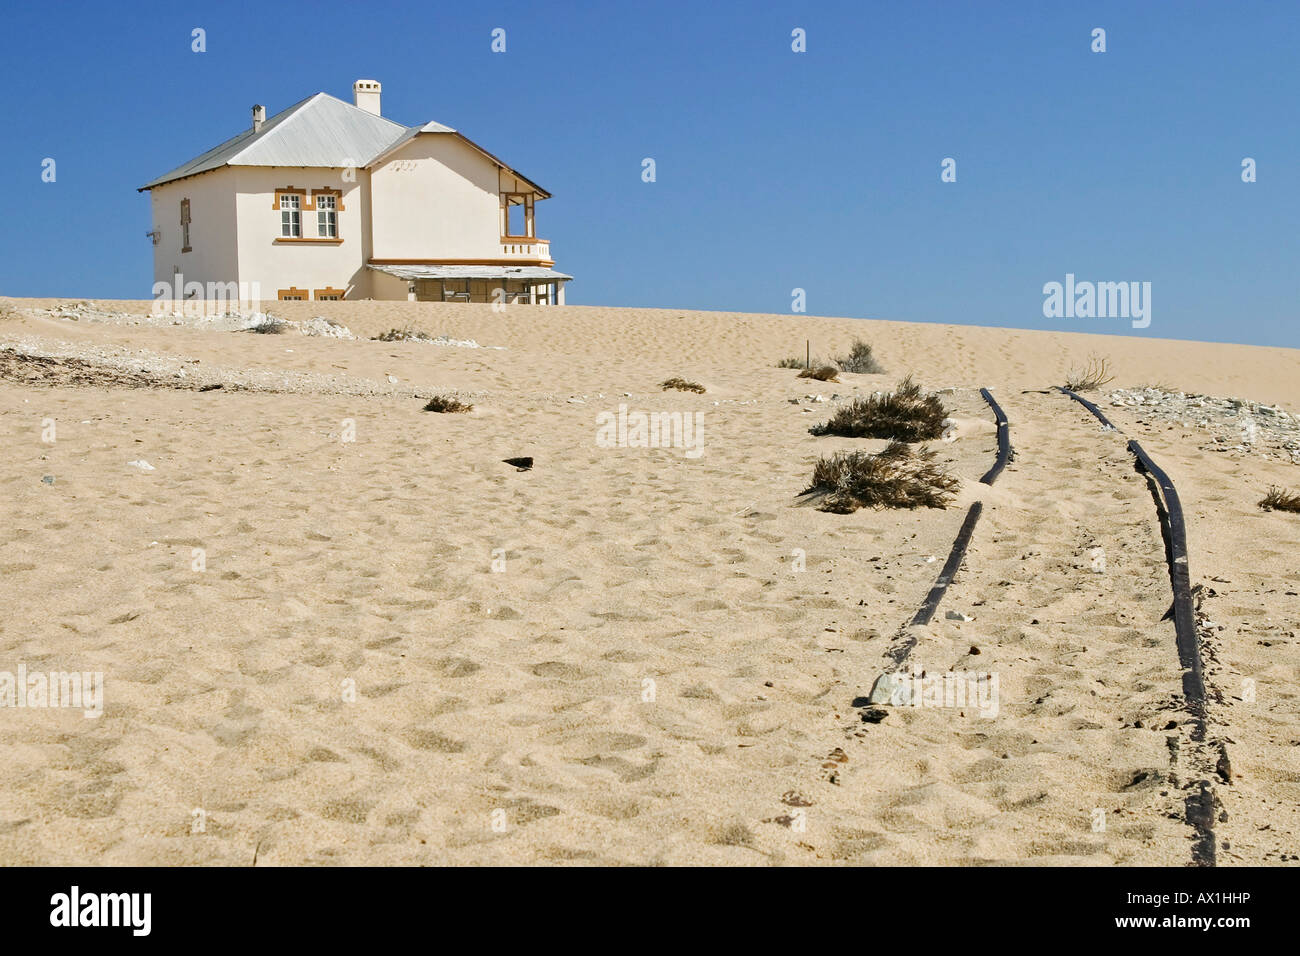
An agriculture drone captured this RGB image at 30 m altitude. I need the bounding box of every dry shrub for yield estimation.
[798,365,840,382]
[250,316,291,334]
[809,375,948,441]
[1260,486,1300,513]
[837,339,884,374]
[423,395,473,413]
[1064,354,1114,391]
[661,377,705,393]
[712,821,755,847]
[374,327,433,342]
[804,442,958,513]
[776,357,805,369]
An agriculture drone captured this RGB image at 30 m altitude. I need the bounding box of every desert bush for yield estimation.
[809,375,949,441]
[374,327,433,342]
[836,339,884,374]
[777,357,805,369]
[804,442,958,512]
[1064,354,1114,391]
[250,316,291,334]
[1260,486,1300,513]
[661,377,705,393]
[798,365,840,382]
[423,395,473,413]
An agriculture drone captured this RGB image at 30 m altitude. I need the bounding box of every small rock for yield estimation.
[867,671,911,706]
[41,475,55,485]
[860,706,889,724]
[945,610,973,622]
[127,460,155,471]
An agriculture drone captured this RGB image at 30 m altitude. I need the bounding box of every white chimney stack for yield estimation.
[353,79,382,116]
[252,104,265,131]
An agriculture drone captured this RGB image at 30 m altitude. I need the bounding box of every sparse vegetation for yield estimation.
[804,442,959,513]
[661,377,705,393]
[777,356,805,369]
[423,395,473,413]
[249,316,291,334]
[809,375,949,442]
[1064,354,1114,391]
[836,338,885,374]
[798,365,840,382]
[1260,486,1300,513]
[374,327,433,342]
[712,821,756,847]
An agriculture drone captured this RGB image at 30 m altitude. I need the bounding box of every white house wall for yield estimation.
[370,135,502,261]
[149,169,240,297]
[232,166,373,299]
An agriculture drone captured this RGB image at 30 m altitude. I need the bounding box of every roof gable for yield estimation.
[368,122,550,199]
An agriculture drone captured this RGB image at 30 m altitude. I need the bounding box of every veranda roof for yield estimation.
[367,264,572,281]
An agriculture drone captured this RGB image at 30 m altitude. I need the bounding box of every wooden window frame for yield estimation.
[272,187,308,210]
[310,188,345,212]
[314,192,338,239]
[500,191,535,240]
[180,198,192,253]
[275,188,305,238]
[313,287,346,301]
[277,287,308,301]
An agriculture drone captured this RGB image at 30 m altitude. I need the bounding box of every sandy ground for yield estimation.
[0,297,1296,866]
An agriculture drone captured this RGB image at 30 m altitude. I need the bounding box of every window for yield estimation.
[314,287,345,301]
[316,193,337,238]
[180,198,191,253]
[279,193,301,237]
[502,192,534,238]
[277,287,307,301]
[275,187,342,242]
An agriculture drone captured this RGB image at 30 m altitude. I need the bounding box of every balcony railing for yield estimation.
[500,238,551,260]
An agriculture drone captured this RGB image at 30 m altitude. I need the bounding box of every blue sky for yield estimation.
[2,0,1296,346]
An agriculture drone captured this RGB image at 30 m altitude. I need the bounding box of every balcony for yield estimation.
[500,237,551,261]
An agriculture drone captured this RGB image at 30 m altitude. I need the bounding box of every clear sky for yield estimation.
[2,0,1296,346]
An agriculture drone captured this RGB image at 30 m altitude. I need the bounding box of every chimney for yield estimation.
[353,79,382,116]
[252,105,265,131]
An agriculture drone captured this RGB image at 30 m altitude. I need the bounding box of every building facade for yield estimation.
[140,81,570,305]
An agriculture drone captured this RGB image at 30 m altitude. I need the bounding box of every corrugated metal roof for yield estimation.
[368,264,572,281]
[139,93,409,190]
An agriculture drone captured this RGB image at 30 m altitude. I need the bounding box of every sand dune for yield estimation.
[1,297,1296,865]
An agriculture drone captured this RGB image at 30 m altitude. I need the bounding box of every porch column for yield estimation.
[556,281,566,305]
